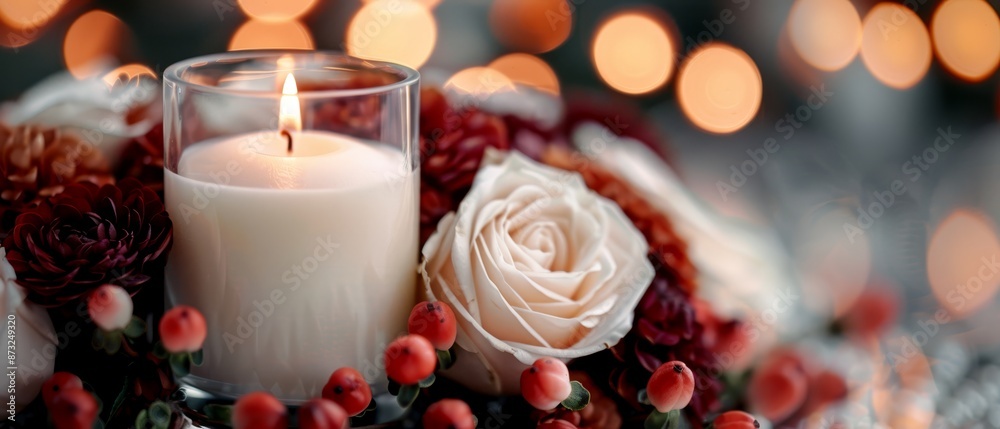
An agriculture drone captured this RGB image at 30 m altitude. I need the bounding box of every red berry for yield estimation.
[422,399,475,429]
[322,367,372,416]
[520,358,572,410]
[647,361,695,413]
[408,301,457,350]
[87,284,133,331]
[801,370,848,415]
[50,388,98,429]
[42,372,83,408]
[713,411,759,429]
[159,305,207,353]
[747,364,808,422]
[537,419,579,429]
[384,335,437,385]
[843,288,898,338]
[233,391,287,429]
[298,398,347,429]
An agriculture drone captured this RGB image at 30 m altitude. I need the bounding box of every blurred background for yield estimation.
[3,0,1000,425]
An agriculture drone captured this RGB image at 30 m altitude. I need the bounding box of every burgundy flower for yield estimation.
[609,274,723,422]
[3,178,172,307]
[419,87,510,193]
[420,181,454,245]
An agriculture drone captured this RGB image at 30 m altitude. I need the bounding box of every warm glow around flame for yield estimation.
[280,74,302,133]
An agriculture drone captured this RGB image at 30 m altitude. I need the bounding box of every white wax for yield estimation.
[164,131,417,402]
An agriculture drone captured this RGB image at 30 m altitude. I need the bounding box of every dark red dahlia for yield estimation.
[610,274,723,422]
[3,178,172,307]
[420,181,454,244]
[419,87,510,193]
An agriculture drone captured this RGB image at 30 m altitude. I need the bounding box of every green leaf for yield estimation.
[123,317,146,338]
[92,419,105,429]
[203,404,233,423]
[149,401,171,425]
[92,330,106,350]
[387,379,401,396]
[418,373,436,388]
[135,409,149,429]
[108,380,128,421]
[152,341,168,359]
[637,388,650,405]
[169,353,191,378]
[104,334,122,355]
[560,380,591,411]
[644,409,681,429]
[396,384,420,408]
[436,349,455,370]
[191,349,204,366]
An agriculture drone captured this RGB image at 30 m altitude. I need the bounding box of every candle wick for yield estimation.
[281,130,293,154]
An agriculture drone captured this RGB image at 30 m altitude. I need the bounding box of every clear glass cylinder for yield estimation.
[162,51,419,403]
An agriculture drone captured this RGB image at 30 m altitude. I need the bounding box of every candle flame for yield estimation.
[279,74,302,133]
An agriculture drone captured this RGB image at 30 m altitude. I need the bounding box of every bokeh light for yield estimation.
[591,11,675,95]
[677,43,762,134]
[363,0,440,8]
[931,0,1000,82]
[488,54,559,95]
[237,0,317,22]
[860,3,932,89]
[346,0,437,69]
[787,0,862,71]
[229,20,314,51]
[64,10,127,79]
[101,64,157,87]
[489,0,572,54]
[928,209,1000,319]
[0,0,67,30]
[444,67,516,97]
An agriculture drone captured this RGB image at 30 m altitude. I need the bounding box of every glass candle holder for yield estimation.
[163,51,419,402]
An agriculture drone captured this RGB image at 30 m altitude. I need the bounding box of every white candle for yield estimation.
[163,75,418,401]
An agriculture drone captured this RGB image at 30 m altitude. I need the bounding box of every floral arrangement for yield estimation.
[0,69,884,429]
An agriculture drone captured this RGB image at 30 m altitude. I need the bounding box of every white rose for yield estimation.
[0,247,58,411]
[0,69,160,166]
[574,122,801,334]
[421,150,654,395]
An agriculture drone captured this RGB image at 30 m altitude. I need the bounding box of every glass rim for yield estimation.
[163,50,420,99]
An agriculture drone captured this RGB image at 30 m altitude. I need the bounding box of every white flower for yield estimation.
[0,69,160,166]
[0,247,58,411]
[574,122,800,332]
[421,150,654,395]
